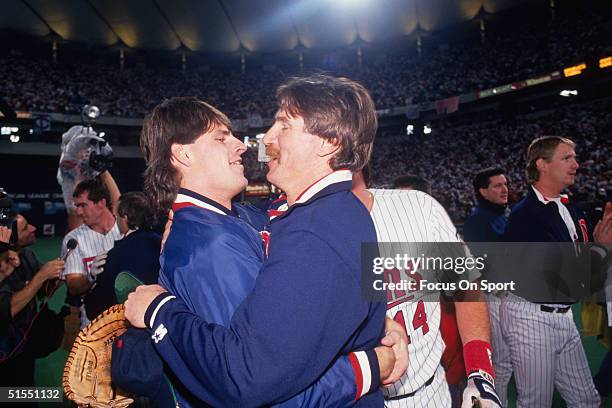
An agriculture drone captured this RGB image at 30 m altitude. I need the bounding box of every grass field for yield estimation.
[28,237,610,407]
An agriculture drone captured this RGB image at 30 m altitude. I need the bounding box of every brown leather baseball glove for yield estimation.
[63,304,134,408]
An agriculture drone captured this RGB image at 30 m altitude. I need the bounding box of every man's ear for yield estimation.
[171,143,191,167]
[318,137,340,158]
[96,198,107,210]
[536,157,547,174]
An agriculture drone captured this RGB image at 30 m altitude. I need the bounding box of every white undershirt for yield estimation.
[532,186,578,242]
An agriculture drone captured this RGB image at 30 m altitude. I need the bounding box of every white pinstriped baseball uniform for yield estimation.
[370,189,474,408]
[61,222,121,327]
[499,187,600,408]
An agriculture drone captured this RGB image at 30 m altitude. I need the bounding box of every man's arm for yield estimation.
[126,230,383,407]
[99,171,120,216]
[10,259,63,316]
[454,292,491,344]
[61,235,92,296]
[65,274,92,296]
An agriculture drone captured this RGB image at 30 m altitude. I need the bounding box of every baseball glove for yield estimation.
[63,304,134,408]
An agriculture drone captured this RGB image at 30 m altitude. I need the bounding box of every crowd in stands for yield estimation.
[240,99,611,223]
[1,7,609,120]
[367,100,612,222]
[1,6,610,224]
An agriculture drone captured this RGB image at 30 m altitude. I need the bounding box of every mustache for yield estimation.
[266,147,280,158]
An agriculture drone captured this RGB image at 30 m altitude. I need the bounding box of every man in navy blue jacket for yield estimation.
[501,136,603,407]
[463,167,509,243]
[463,167,511,407]
[84,192,162,320]
[124,78,395,406]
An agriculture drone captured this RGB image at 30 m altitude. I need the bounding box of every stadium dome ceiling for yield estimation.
[1,0,531,53]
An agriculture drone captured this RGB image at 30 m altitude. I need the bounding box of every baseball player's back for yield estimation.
[370,189,456,407]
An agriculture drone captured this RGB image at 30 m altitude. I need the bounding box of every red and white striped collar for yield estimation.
[172,188,234,217]
[292,169,352,206]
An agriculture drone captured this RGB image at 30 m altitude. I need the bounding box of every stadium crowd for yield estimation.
[367,100,612,222]
[1,8,609,120]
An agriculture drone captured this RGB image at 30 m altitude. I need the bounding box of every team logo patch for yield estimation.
[152,324,168,344]
[82,256,96,275]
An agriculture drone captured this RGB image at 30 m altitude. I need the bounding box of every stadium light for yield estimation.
[99,132,106,137]
[406,124,414,136]
[9,135,20,143]
[560,90,578,97]
[563,63,586,77]
[424,125,432,135]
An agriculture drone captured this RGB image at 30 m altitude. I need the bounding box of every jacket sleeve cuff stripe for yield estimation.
[145,293,176,329]
[348,350,375,400]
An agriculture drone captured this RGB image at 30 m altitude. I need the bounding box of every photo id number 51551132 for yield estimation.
[0,387,63,402]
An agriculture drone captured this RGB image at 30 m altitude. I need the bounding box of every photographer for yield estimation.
[0,217,65,389]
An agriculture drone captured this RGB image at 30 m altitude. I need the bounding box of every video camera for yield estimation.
[0,188,17,246]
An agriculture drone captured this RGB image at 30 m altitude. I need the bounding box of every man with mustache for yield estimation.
[123,76,403,406]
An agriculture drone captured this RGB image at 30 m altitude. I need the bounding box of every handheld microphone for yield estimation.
[59,239,78,281]
[62,238,78,261]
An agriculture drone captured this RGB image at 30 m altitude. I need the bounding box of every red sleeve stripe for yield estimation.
[348,351,372,400]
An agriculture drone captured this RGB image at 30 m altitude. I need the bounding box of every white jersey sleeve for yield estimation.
[61,223,122,280]
[61,230,87,279]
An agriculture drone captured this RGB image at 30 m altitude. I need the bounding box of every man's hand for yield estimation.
[37,259,65,282]
[89,251,108,280]
[594,202,612,250]
[124,284,167,328]
[0,250,20,280]
[461,373,502,408]
[6,250,20,268]
[0,226,11,244]
[379,317,409,386]
[374,345,395,385]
